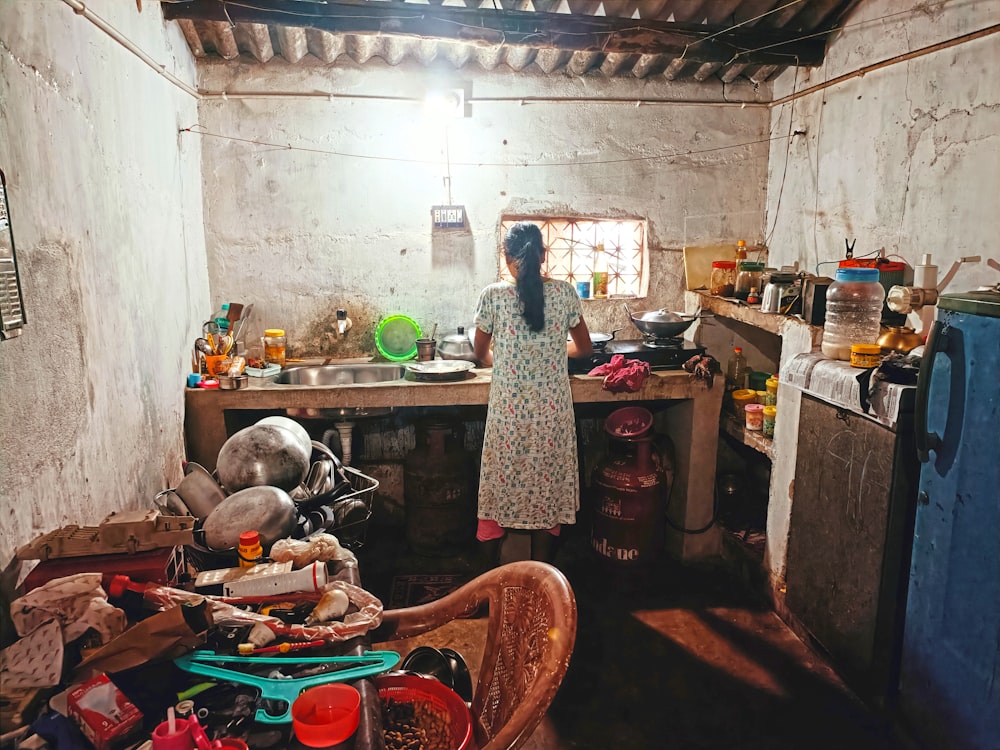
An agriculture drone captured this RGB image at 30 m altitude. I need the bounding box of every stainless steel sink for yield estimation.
[276,363,405,420]
[275,363,405,386]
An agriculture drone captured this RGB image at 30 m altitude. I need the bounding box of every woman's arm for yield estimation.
[567,317,594,358]
[474,327,494,368]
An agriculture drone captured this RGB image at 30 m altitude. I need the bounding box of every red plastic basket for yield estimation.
[376,673,473,750]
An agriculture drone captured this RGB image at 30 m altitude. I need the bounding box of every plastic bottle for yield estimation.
[736,239,747,260]
[725,347,749,393]
[212,303,230,334]
[821,267,885,361]
[592,243,609,298]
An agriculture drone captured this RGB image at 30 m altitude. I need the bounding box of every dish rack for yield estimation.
[186,466,379,572]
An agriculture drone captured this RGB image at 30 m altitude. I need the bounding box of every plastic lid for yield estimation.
[763,406,777,417]
[835,267,880,282]
[851,343,882,354]
[744,403,764,412]
[239,530,261,547]
[712,261,737,268]
[737,240,747,247]
[733,347,742,352]
[264,329,285,337]
[738,261,765,271]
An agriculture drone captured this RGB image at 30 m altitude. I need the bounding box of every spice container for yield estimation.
[762,406,777,438]
[765,375,779,406]
[732,389,757,413]
[755,390,768,404]
[744,403,764,431]
[850,343,883,368]
[238,530,263,568]
[263,329,287,367]
[735,261,765,301]
[710,261,737,297]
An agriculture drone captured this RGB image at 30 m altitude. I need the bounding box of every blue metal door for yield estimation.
[899,298,1000,750]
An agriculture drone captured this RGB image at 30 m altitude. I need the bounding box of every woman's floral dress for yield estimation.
[474,279,583,529]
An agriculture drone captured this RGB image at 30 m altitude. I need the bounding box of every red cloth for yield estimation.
[587,354,651,393]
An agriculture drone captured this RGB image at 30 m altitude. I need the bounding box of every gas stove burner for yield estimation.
[641,335,685,349]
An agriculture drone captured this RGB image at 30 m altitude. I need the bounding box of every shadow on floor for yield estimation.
[358,521,901,750]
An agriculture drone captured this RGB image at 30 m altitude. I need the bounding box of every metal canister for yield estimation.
[590,433,666,566]
[404,419,477,556]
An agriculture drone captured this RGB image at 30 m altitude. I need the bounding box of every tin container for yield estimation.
[850,343,883,368]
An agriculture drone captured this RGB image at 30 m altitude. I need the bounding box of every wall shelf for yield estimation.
[721,409,775,460]
[690,290,824,341]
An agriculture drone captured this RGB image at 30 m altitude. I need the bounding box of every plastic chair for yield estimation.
[372,560,578,750]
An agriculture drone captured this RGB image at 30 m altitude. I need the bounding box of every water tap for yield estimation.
[336,309,352,336]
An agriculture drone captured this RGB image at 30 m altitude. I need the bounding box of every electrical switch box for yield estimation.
[431,205,466,229]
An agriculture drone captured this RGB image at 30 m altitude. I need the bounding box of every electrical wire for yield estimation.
[179,125,782,169]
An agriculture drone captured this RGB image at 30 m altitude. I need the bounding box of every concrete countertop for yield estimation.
[183,358,724,561]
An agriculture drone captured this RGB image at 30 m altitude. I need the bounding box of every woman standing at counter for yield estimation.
[473,221,593,566]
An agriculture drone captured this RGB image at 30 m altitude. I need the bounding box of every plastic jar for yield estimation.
[732,389,757,413]
[744,403,765,431]
[238,530,263,568]
[821,268,885,360]
[762,406,777,437]
[710,261,737,296]
[851,343,883,368]
[765,375,779,406]
[734,261,765,301]
[263,329,287,367]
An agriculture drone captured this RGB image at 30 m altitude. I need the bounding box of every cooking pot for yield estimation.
[216,424,311,493]
[438,326,477,362]
[624,303,711,339]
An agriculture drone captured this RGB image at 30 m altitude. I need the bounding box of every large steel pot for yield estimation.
[201,485,297,550]
[216,424,311,493]
[624,303,710,338]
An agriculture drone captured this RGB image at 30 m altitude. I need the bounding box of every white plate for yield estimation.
[407,360,476,375]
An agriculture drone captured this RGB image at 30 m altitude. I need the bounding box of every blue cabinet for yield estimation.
[898,290,1000,750]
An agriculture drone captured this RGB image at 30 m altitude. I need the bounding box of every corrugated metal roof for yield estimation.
[164,0,857,84]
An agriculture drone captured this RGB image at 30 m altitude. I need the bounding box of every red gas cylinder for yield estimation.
[590,407,667,566]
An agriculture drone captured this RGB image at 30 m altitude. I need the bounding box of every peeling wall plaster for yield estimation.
[0,0,208,563]
[196,62,771,353]
[762,0,1000,584]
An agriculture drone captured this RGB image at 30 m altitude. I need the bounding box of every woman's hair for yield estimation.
[504,222,545,331]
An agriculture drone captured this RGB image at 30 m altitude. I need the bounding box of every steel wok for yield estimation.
[624,303,712,338]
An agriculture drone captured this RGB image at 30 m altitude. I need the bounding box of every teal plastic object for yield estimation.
[375,315,421,361]
[174,650,400,724]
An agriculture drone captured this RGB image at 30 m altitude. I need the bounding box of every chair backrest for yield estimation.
[374,560,578,750]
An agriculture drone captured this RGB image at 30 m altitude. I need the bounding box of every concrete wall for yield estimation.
[196,62,771,357]
[0,1,207,564]
[762,0,1000,583]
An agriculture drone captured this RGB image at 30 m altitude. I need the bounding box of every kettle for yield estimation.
[438,326,477,362]
[761,273,796,314]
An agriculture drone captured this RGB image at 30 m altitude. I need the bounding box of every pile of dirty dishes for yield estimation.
[157,416,344,552]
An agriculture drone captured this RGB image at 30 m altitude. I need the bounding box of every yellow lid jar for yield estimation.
[850,343,882,369]
[263,328,287,367]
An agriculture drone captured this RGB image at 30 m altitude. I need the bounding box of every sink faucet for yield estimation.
[336,309,352,336]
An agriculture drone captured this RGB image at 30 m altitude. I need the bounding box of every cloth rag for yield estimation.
[588,354,651,393]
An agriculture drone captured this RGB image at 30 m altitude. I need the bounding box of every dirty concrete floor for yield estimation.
[359,522,901,750]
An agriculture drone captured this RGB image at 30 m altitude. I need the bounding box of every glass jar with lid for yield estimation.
[263,328,287,367]
[710,261,737,297]
[734,261,765,301]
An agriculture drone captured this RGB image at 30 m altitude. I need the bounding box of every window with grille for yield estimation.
[499,217,648,298]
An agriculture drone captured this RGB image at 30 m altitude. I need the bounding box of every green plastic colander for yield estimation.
[375,315,422,361]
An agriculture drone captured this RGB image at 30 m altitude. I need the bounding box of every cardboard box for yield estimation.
[67,674,142,750]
